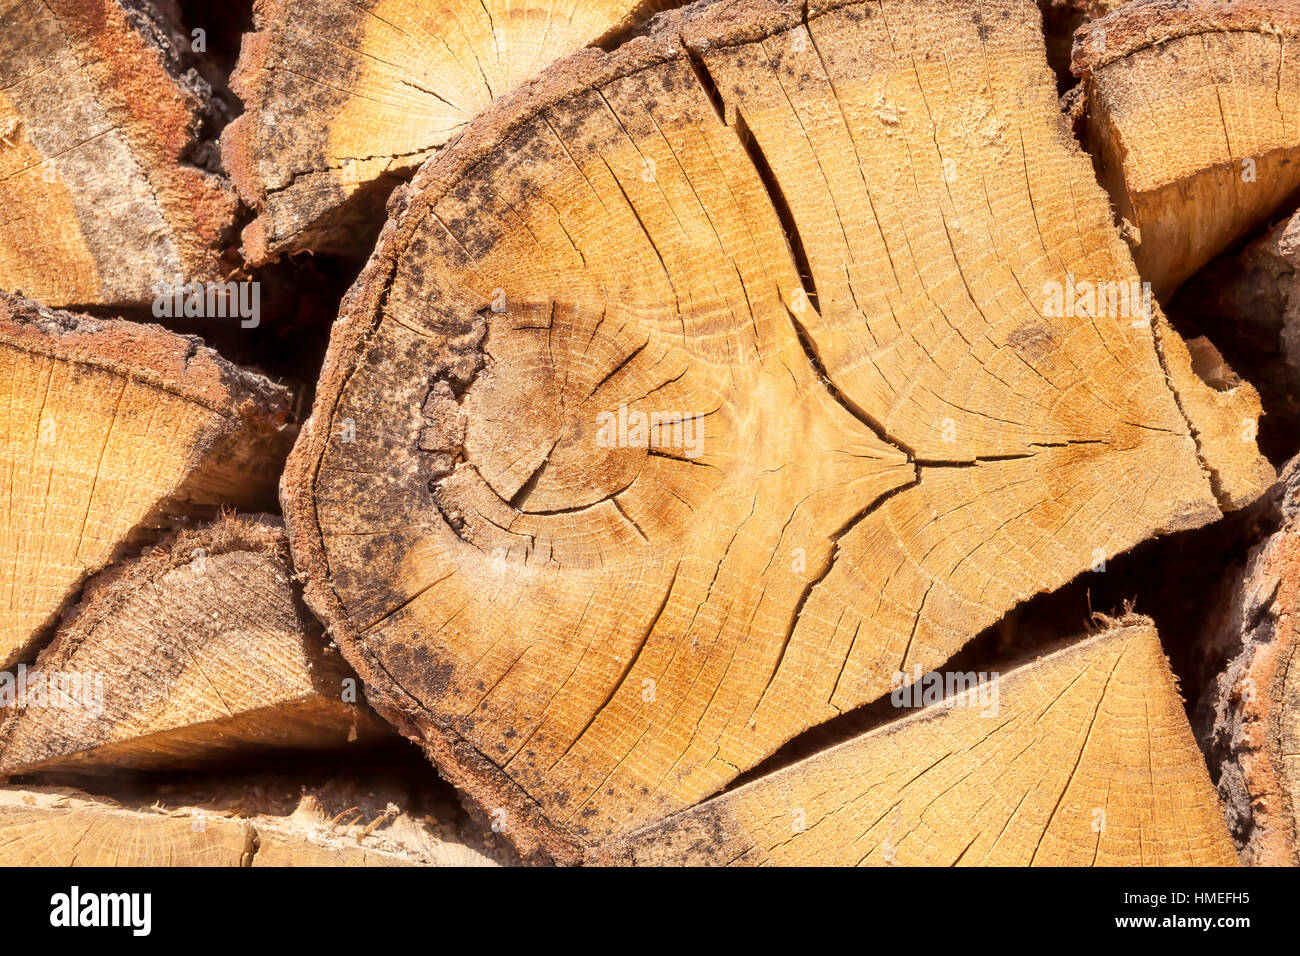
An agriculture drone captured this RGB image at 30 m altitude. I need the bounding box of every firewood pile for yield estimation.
[1,0,1298,867]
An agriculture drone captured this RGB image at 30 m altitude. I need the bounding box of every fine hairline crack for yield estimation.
[682,40,916,463]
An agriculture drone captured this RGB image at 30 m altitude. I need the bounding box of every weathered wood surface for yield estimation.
[1198,456,1300,867]
[0,514,385,775]
[596,621,1237,866]
[0,293,293,667]
[223,0,680,264]
[282,0,1271,861]
[0,0,238,307]
[1074,0,1300,297]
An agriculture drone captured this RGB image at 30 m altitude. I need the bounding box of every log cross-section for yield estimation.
[0,0,238,307]
[0,515,385,776]
[283,0,1272,861]
[0,783,501,867]
[224,0,680,263]
[1074,0,1300,297]
[0,293,293,667]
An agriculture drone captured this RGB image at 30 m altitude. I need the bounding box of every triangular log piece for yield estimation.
[595,620,1237,866]
[282,0,1271,862]
[0,292,293,667]
[223,0,683,264]
[1072,0,1300,297]
[0,514,387,776]
[0,0,238,307]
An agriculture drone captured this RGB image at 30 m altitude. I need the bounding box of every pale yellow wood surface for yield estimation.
[0,784,499,866]
[600,621,1237,866]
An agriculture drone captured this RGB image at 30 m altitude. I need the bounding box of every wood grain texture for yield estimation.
[0,781,499,866]
[1074,0,1300,296]
[0,0,237,307]
[0,292,293,667]
[223,0,679,264]
[596,621,1236,866]
[0,514,385,775]
[281,0,1271,862]
[0,787,256,866]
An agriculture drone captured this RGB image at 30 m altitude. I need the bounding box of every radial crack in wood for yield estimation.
[0,293,294,667]
[1073,0,1300,298]
[282,0,1270,861]
[0,514,386,776]
[223,0,683,265]
[594,620,1237,865]
[0,0,238,307]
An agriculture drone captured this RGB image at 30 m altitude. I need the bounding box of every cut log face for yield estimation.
[0,787,257,866]
[1074,0,1300,297]
[283,0,1271,861]
[223,0,675,265]
[0,514,385,776]
[1198,456,1300,867]
[0,782,499,866]
[0,0,237,307]
[0,293,293,667]
[597,620,1236,866]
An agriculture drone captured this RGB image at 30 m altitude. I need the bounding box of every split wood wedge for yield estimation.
[0,515,385,776]
[0,293,293,667]
[0,0,237,307]
[596,620,1237,866]
[283,0,1271,862]
[1074,0,1300,297]
[224,0,684,264]
[1199,455,1300,866]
